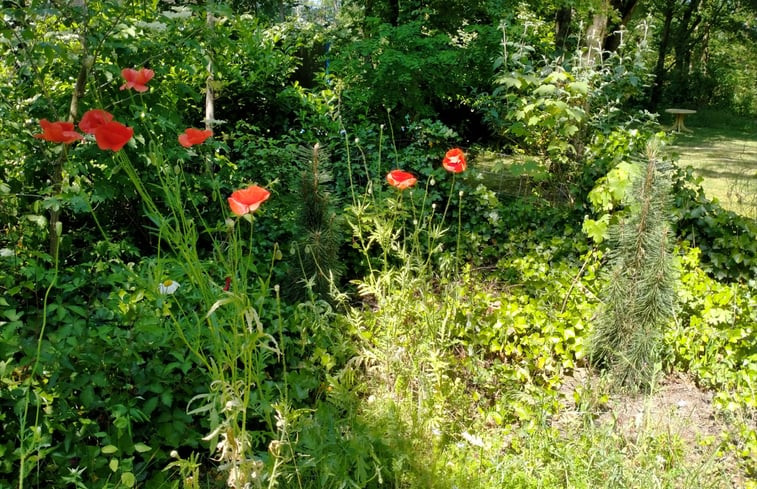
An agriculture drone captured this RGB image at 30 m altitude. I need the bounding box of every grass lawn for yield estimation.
[666,109,757,218]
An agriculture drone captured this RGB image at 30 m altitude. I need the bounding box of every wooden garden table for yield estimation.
[664,108,697,133]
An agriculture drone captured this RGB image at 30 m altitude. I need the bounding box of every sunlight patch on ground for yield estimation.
[668,128,757,219]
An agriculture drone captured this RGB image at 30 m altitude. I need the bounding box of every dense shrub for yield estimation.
[671,166,757,282]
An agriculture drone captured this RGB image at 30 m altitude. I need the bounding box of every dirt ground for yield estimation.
[557,369,752,487]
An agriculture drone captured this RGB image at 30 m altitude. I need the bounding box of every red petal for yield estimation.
[94,121,133,151]
[178,133,192,147]
[442,148,467,173]
[231,185,270,206]
[121,68,137,83]
[79,109,113,134]
[228,196,249,216]
[386,170,417,189]
[136,68,154,84]
[179,128,212,147]
[35,119,82,143]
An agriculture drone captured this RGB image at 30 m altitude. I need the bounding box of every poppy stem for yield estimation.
[441,174,457,224]
[456,189,464,276]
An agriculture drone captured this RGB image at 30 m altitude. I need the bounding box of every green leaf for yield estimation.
[109,458,119,472]
[160,390,173,407]
[498,75,521,88]
[25,214,48,228]
[567,81,589,95]
[121,472,136,488]
[101,445,118,454]
[582,215,610,243]
[533,84,556,96]
[134,442,152,453]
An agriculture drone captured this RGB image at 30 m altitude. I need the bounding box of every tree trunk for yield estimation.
[50,39,92,258]
[555,6,573,52]
[649,1,674,108]
[603,0,640,53]
[583,0,610,67]
[388,0,399,25]
[671,0,702,103]
[205,8,215,131]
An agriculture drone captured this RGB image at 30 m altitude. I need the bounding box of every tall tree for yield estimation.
[650,0,675,107]
[603,0,641,53]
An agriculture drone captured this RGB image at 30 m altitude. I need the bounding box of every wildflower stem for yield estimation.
[441,174,457,223]
[456,189,463,276]
[19,224,60,489]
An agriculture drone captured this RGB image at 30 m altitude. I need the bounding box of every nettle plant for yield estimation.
[477,12,656,191]
[24,64,288,488]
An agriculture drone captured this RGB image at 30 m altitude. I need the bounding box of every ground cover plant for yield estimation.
[1,1,756,489]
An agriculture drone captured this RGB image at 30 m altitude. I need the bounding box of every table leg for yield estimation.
[680,115,692,133]
[674,114,694,133]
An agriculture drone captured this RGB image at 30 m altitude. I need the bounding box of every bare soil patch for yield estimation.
[558,369,748,487]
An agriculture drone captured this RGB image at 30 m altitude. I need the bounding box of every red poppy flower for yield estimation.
[386,169,417,190]
[93,121,134,151]
[120,67,155,92]
[79,109,114,134]
[442,148,467,173]
[178,128,213,148]
[34,119,83,144]
[228,185,270,216]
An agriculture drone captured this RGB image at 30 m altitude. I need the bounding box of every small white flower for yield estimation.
[461,431,485,448]
[0,248,14,257]
[159,279,180,295]
[162,6,193,19]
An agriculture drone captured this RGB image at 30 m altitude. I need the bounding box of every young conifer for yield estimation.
[589,138,677,392]
[288,143,344,301]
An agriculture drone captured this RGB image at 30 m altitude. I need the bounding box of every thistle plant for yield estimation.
[345,138,470,440]
[589,138,677,392]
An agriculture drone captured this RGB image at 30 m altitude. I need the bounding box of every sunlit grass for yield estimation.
[666,109,757,218]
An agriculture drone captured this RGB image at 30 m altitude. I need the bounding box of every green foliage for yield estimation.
[2,1,756,487]
[669,245,757,473]
[286,144,346,301]
[0,252,205,488]
[485,66,587,167]
[478,9,656,191]
[590,141,678,391]
[671,165,757,282]
[330,18,498,134]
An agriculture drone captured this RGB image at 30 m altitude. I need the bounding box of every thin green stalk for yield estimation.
[441,174,457,224]
[385,109,400,169]
[342,132,358,208]
[455,189,463,276]
[384,190,404,271]
[18,227,60,489]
